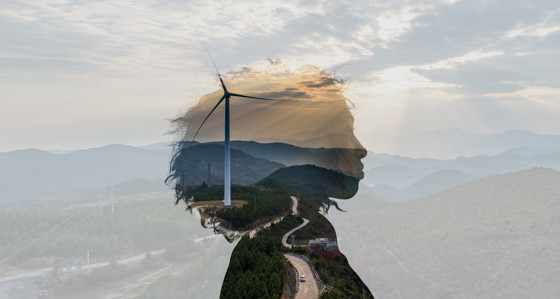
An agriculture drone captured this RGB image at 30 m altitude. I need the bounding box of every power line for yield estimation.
[0,210,66,248]
[14,212,94,268]
[0,212,80,263]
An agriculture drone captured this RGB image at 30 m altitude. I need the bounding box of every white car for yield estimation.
[300,275,306,282]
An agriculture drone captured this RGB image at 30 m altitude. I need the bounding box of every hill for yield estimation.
[168,143,284,186]
[386,169,478,202]
[366,129,560,159]
[226,141,365,177]
[0,145,171,201]
[362,147,560,201]
[329,168,560,298]
[257,164,359,200]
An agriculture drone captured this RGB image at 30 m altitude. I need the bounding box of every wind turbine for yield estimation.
[191,47,289,206]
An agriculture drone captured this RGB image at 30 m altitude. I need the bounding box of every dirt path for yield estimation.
[290,196,298,215]
[284,254,319,299]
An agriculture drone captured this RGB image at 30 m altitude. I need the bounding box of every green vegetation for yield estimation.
[215,194,291,229]
[0,199,190,266]
[250,178,372,298]
[257,165,359,200]
[220,235,285,299]
[177,184,292,230]
[266,214,304,240]
[321,289,348,299]
[311,251,373,298]
[294,196,337,243]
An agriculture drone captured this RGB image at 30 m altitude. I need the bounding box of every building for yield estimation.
[308,237,338,251]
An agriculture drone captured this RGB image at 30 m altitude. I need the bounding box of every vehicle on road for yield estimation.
[300,275,306,282]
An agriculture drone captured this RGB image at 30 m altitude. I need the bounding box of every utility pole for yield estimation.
[208,163,211,185]
[291,234,295,249]
[99,193,103,216]
[87,249,90,269]
[111,186,114,215]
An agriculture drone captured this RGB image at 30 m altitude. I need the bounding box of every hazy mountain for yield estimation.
[368,129,560,159]
[0,145,171,201]
[228,141,365,177]
[369,184,399,200]
[363,164,437,189]
[331,168,560,298]
[5,138,560,203]
[362,146,560,201]
[398,169,477,201]
[499,146,560,156]
[170,143,284,186]
[365,168,477,202]
[1,141,366,202]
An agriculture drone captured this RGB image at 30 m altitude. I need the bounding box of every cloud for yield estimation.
[505,9,560,39]
[485,86,560,110]
[3,0,560,151]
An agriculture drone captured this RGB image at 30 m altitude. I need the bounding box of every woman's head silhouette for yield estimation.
[168,61,366,201]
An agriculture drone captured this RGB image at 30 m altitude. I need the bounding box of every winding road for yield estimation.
[281,196,320,298]
[282,196,309,248]
[282,218,310,248]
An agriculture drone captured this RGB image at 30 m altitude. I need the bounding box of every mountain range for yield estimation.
[3,131,560,203]
[366,129,560,159]
[332,167,560,298]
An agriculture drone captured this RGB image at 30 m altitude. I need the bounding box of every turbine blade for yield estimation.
[190,95,226,145]
[229,92,291,102]
[201,42,228,92]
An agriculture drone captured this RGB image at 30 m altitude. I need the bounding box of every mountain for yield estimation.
[0,141,365,202]
[227,141,364,177]
[361,145,560,201]
[330,168,560,298]
[367,129,560,159]
[365,168,477,202]
[499,146,560,156]
[170,143,284,186]
[0,145,171,201]
[398,169,477,201]
[257,164,359,200]
[140,141,174,151]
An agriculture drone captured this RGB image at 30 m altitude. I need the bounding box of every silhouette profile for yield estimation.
[168,61,372,298]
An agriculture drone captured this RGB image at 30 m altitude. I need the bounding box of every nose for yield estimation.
[355,148,367,160]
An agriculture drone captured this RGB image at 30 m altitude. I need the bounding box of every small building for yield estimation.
[308,237,338,251]
[325,241,338,251]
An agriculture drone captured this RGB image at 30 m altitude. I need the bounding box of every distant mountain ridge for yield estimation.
[169,143,284,186]
[367,129,560,159]
[0,144,171,201]
[362,145,560,201]
[4,136,560,203]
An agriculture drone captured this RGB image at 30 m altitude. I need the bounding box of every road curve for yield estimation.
[284,254,320,299]
[282,218,309,248]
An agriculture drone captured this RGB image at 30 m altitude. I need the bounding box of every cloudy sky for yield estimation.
[1,0,559,152]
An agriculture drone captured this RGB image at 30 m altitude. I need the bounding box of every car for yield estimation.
[300,275,306,282]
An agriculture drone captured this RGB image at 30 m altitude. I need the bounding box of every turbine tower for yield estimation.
[191,47,288,206]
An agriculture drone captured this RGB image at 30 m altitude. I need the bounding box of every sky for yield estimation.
[1,0,560,152]
[171,64,364,149]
